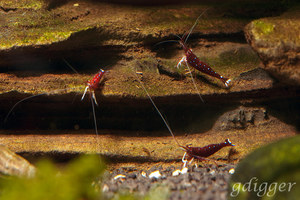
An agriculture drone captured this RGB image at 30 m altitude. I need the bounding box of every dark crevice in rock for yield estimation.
[146,31,247,49]
[264,98,300,131]
[0,46,126,74]
[1,88,299,134]
[103,154,180,164]
[19,151,180,165]
[0,30,247,75]
[0,6,17,12]
[19,151,80,164]
[44,0,72,10]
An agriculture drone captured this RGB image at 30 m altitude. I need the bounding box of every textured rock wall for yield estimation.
[0,0,299,160]
[245,9,300,85]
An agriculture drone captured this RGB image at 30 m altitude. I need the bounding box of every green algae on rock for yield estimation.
[0,1,251,51]
[0,9,95,50]
[0,0,43,10]
[228,135,300,200]
[245,8,300,85]
[0,154,105,200]
[251,20,274,36]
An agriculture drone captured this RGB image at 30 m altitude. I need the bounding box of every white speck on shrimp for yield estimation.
[209,170,216,175]
[113,174,126,180]
[172,169,181,176]
[149,170,161,179]
[141,171,147,177]
[181,167,188,174]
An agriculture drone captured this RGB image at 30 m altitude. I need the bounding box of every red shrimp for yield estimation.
[181,139,234,166]
[177,39,231,87]
[135,71,234,166]
[4,62,107,136]
[157,9,231,88]
[81,68,106,106]
[79,68,108,136]
[177,37,231,87]
[180,139,234,166]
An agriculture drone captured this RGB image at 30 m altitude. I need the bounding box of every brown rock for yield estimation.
[213,106,268,131]
[0,145,36,177]
[244,9,300,85]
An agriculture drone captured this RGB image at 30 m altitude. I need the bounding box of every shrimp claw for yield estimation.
[176,56,187,69]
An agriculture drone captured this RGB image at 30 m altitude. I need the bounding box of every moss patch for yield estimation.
[0,0,43,10]
[252,20,274,35]
[0,154,105,200]
[0,8,95,49]
[249,10,300,46]
[0,2,254,51]
[229,135,300,199]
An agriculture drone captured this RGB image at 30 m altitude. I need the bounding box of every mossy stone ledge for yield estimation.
[245,8,300,85]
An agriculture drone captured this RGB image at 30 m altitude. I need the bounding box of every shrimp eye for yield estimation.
[94,81,96,83]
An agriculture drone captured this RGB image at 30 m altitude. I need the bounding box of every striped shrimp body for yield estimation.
[181,139,234,166]
[157,9,231,88]
[177,45,231,87]
[82,69,106,106]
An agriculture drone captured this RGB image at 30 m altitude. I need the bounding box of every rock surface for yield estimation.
[213,106,268,131]
[0,0,265,98]
[0,0,299,169]
[245,8,300,85]
[1,0,288,99]
[0,145,36,177]
[0,117,296,162]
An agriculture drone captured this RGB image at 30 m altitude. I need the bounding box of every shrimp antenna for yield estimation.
[62,58,80,74]
[185,65,204,103]
[154,40,179,47]
[133,71,181,147]
[4,59,83,124]
[4,93,45,124]
[3,85,83,124]
[90,93,98,136]
[172,34,183,40]
[185,8,210,43]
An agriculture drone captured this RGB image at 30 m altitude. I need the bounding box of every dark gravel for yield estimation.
[101,164,235,200]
